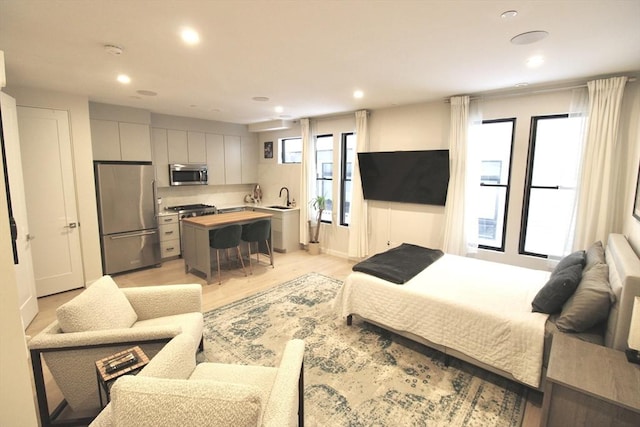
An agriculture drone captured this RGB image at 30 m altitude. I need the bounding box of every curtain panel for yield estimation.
[347,110,369,259]
[442,95,478,255]
[299,118,312,245]
[574,76,628,249]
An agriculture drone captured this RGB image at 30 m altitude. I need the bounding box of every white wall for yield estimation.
[5,86,104,285]
[252,81,640,265]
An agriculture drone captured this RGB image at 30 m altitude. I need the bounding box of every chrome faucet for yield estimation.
[279,187,290,206]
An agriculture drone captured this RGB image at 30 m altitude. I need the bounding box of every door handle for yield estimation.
[26,234,35,241]
[65,222,78,229]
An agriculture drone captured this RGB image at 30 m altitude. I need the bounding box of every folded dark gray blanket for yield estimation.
[352,243,444,284]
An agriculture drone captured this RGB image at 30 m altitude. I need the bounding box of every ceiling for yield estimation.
[1,0,639,125]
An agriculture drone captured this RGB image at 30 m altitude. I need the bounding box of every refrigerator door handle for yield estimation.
[152,179,158,221]
[109,230,158,240]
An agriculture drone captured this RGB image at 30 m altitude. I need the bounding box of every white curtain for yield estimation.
[347,110,369,259]
[574,76,628,249]
[299,118,312,245]
[442,96,479,255]
[549,87,589,263]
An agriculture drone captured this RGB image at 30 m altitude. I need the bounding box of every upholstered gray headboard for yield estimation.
[604,233,640,350]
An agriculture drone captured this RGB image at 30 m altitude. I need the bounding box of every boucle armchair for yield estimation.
[28,275,203,427]
[90,334,306,427]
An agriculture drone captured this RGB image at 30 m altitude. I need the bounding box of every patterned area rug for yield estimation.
[203,272,527,426]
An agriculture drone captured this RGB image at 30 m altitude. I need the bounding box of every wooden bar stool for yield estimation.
[241,220,273,274]
[209,224,247,285]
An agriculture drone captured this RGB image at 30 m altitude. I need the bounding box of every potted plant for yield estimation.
[308,195,326,255]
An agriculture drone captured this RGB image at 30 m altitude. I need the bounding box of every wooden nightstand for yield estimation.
[540,333,640,427]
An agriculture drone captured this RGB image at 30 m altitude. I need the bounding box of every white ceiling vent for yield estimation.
[248,119,293,133]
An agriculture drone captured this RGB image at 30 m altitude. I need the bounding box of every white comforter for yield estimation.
[334,254,550,387]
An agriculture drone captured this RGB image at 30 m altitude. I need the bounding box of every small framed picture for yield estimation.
[264,141,273,159]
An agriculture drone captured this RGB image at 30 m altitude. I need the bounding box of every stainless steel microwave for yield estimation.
[169,164,208,186]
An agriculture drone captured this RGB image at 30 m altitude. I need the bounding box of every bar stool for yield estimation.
[209,224,247,285]
[241,220,273,274]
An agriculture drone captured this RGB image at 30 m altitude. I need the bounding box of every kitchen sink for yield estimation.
[267,205,292,209]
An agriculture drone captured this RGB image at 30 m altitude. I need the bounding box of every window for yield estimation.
[520,114,583,257]
[476,118,515,251]
[315,134,333,222]
[280,137,302,163]
[340,133,355,225]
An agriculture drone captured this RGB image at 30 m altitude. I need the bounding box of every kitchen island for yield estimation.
[182,211,273,283]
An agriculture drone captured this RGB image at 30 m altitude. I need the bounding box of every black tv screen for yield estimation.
[357,150,450,206]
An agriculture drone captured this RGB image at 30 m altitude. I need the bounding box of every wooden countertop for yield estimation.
[181,211,273,228]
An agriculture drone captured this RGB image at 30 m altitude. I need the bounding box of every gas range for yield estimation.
[165,203,217,218]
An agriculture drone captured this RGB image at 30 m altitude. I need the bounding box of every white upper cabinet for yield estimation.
[187,131,207,163]
[167,129,189,164]
[119,122,152,161]
[91,119,121,160]
[91,119,151,161]
[223,135,242,185]
[205,133,225,186]
[151,128,169,187]
[241,136,258,184]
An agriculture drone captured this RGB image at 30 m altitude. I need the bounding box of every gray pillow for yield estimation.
[585,241,605,271]
[556,263,613,332]
[551,250,585,276]
[532,263,583,314]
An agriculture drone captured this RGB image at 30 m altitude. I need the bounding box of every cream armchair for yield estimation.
[28,275,203,427]
[90,334,305,427]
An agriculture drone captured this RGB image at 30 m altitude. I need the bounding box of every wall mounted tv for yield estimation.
[357,149,450,206]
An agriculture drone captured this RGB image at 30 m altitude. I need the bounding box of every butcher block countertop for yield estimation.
[181,210,273,228]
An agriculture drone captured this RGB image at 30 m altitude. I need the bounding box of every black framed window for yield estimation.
[315,134,333,223]
[520,114,583,257]
[476,118,515,251]
[340,133,355,225]
[280,137,302,164]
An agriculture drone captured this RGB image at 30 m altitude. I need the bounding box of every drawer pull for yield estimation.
[164,230,174,235]
[165,247,174,251]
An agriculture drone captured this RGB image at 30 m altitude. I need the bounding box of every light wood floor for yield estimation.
[25,249,542,426]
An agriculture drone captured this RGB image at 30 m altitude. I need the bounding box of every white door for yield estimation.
[0,92,38,326]
[17,106,83,297]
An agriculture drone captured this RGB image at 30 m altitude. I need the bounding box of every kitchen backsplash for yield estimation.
[157,184,254,210]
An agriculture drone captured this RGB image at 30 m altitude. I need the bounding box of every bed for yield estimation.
[334,233,640,390]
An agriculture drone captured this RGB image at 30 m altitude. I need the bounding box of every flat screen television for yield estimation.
[357,149,450,206]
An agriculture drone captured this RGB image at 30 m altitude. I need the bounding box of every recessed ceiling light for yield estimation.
[501,10,518,19]
[526,55,545,68]
[252,96,270,102]
[117,74,131,84]
[274,106,284,113]
[511,31,549,45]
[353,90,364,99]
[137,90,157,96]
[181,28,200,45]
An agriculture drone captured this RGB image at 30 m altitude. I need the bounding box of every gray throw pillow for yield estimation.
[556,263,613,332]
[532,263,583,314]
[551,250,586,276]
[585,241,605,271]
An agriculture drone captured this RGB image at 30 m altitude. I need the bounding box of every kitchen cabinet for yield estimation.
[251,207,300,253]
[187,131,206,163]
[206,133,225,186]
[224,135,242,184]
[158,213,180,259]
[167,129,188,164]
[91,119,151,161]
[151,128,169,187]
[241,136,258,184]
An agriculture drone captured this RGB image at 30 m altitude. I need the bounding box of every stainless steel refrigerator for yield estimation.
[95,161,161,274]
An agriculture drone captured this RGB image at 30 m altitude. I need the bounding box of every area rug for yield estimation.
[202,272,527,426]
